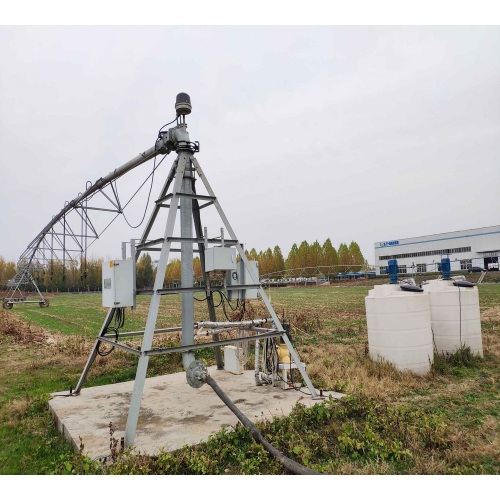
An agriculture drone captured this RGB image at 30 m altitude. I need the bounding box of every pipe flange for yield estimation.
[186,360,207,388]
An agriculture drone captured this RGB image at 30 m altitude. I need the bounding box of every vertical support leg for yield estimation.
[180,154,196,370]
[124,153,187,447]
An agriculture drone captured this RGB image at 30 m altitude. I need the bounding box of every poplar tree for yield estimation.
[321,238,338,267]
[298,241,310,274]
[193,257,203,281]
[309,240,322,270]
[321,238,338,279]
[136,253,154,289]
[86,258,103,291]
[165,259,181,285]
[348,241,364,272]
[338,243,350,272]
[0,257,16,286]
[272,245,285,277]
[285,243,300,275]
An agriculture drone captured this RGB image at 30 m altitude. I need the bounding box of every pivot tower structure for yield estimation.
[74,93,320,447]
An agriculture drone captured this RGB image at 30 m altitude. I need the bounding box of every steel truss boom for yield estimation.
[19,135,172,269]
[5,124,177,307]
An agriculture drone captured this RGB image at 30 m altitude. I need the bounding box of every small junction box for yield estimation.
[205,247,237,272]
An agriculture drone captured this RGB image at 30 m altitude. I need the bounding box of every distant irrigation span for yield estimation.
[260,266,376,282]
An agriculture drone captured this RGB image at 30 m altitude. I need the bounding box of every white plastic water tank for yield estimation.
[422,279,483,357]
[365,284,433,375]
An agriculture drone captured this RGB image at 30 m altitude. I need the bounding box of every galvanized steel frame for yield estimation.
[64,110,319,448]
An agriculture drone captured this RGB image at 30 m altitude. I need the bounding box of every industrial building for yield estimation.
[374,225,500,275]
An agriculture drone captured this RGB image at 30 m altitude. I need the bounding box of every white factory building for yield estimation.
[374,225,500,275]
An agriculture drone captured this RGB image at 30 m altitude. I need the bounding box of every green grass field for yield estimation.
[1,284,499,474]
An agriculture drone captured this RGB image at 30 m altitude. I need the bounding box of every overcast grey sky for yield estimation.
[1,24,499,265]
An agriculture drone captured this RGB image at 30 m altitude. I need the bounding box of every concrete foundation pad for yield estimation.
[49,367,343,459]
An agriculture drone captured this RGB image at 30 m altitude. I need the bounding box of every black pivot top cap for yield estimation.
[175,93,192,115]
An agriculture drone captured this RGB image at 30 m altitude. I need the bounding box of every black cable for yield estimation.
[216,290,239,321]
[221,297,231,321]
[211,292,223,308]
[114,115,175,230]
[157,117,178,134]
[204,374,321,475]
[97,307,124,357]
[220,291,238,311]
[116,154,165,229]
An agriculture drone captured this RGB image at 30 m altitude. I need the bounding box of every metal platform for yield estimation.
[49,367,343,460]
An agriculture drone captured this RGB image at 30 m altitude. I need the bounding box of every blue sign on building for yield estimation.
[380,240,399,247]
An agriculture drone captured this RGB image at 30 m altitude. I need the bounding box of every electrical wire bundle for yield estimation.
[97,307,125,356]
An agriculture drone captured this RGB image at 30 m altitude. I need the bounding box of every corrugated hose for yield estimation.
[203,374,321,475]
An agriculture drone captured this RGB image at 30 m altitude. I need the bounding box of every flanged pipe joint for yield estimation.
[186,360,208,388]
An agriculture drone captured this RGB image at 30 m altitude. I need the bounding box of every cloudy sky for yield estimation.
[1,19,499,266]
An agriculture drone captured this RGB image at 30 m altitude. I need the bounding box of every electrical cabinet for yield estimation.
[205,247,237,272]
[102,259,136,308]
[227,260,260,301]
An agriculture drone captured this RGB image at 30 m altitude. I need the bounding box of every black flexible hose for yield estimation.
[204,374,321,475]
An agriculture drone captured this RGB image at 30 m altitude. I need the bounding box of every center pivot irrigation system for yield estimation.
[12,93,324,474]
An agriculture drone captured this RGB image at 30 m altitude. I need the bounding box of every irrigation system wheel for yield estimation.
[3,299,13,309]
[39,299,50,308]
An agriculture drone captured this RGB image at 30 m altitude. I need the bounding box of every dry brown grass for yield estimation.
[299,343,421,399]
[481,306,500,357]
[0,310,54,346]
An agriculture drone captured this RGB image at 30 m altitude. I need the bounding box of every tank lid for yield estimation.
[453,280,475,288]
[400,284,424,293]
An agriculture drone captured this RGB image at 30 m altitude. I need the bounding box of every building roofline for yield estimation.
[375,225,500,249]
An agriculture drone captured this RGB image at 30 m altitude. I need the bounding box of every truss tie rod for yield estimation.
[136,237,238,250]
[194,319,271,328]
[156,284,261,295]
[155,193,216,204]
[194,325,274,338]
[102,322,274,339]
[144,330,280,356]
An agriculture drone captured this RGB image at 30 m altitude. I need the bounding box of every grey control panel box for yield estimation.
[205,247,237,272]
[227,260,260,301]
[102,259,136,308]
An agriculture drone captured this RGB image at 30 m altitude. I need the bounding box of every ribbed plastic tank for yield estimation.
[365,284,433,375]
[422,279,483,357]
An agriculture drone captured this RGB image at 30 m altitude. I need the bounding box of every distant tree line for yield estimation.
[0,239,368,291]
[0,257,17,287]
[245,239,367,278]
